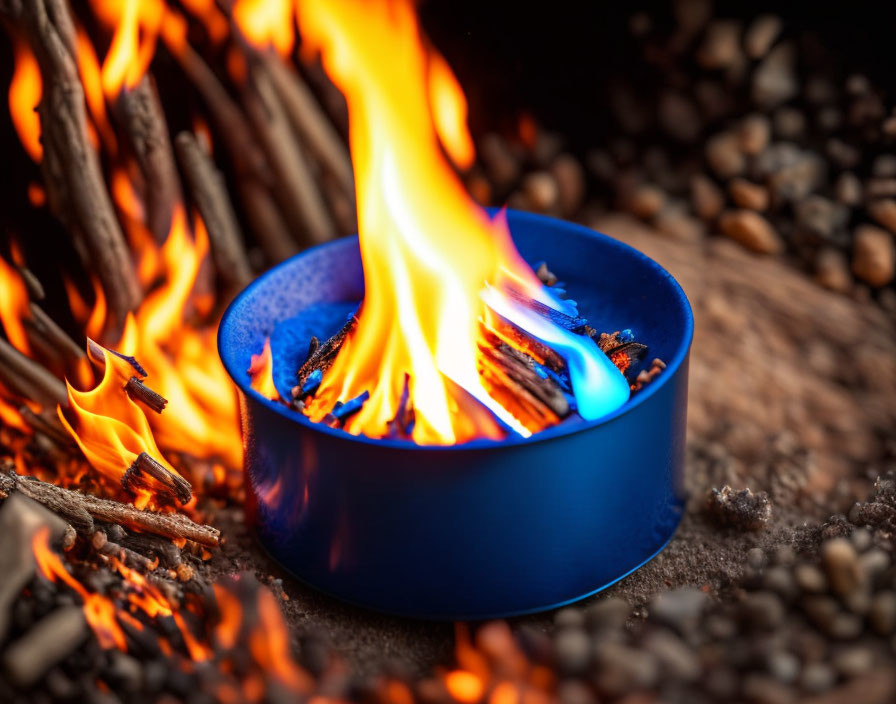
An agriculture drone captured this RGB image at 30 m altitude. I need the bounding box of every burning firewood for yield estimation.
[0,472,219,547]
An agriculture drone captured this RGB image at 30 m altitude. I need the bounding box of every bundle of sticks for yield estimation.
[0,0,358,460]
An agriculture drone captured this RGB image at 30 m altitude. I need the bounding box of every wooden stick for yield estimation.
[242,61,335,245]
[261,53,355,199]
[0,337,67,408]
[169,42,297,262]
[1,472,219,547]
[18,405,76,449]
[293,315,357,394]
[122,452,192,505]
[124,377,168,413]
[0,0,140,327]
[175,131,252,292]
[114,75,181,244]
[16,265,45,300]
[26,303,85,364]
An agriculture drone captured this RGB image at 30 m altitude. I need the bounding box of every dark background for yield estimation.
[422,1,896,149]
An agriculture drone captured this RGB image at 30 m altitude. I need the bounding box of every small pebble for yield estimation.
[738,114,771,155]
[522,171,559,212]
[800,662,836,694]
[554,627,591,674]
[740,591,785,630]
[718,210,784,254]
[691,174,725,221]
[834,171,862,206]
[794,564,827,594]
[814,248,853,293]
[625,183,666,220]
[832,646,874,677]
[554,607,586,629]
[585,598,631,633]
[747,547,767,571]
[870,591,896,635]
[744,14,782,60]
[852,224,895,287]
[706,132,745,179]
[821,538,862,597]
[868,198,896,233]
[728,178,769,210]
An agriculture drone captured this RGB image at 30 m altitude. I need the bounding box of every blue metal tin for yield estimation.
[218,210,693,620]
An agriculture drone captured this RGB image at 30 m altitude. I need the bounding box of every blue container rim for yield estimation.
[218,209,694,451]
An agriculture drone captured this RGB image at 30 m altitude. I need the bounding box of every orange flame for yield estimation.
[61,205,241,486]
[248,338,278,400]
[232,0,295,56]
[32,527,127,650]
[0,255,33,356]
[296,0,560,444]
[8,39,42,162]
[58,344,183,509]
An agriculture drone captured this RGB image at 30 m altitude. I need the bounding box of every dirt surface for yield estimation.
[209,214,896,676]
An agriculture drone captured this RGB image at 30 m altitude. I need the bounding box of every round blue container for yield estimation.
[219,210,692,620]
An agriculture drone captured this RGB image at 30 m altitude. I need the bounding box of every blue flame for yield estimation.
[482,287,630,421]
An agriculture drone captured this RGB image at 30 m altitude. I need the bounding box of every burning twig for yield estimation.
[0,0,140,326]
[85,338,146,377]
[124,376,168,414]
[293,315,358,397]
[113,75,182,244]
[1,472,219,547]
[122,452,193,506]
[0,337,67,408]
[385,373,415,438]
[478,330,570,418]
[175,131,252,293]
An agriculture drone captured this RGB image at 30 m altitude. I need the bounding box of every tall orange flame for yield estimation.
[8,39,42,162]
[0,255,33,356]
[233,0,295,56]
[294,0,631,444]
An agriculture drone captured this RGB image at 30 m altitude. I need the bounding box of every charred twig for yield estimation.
[175,131,252,293]
[503,288,591,333]
[0,337,67,408]
[114,75,181,243]
[260,53,355,199]
[478,330,570,425]
[16,265,45,300]
[122,452,192,506]
[115,528,183,568]
[242,61,335,245]
[0,0,140,326]
[18,405,76,449]
[171,42,297,262]
[91,529,158,571]
[124,376,168,413]
[25,303,85,365]
[1,472,219,547]
[294,316,357,395]
[86,338,146,377]
[488,318,566,373]
[385,373,415,439]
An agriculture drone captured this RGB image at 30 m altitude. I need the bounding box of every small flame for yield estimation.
[59,344,183,509]
[296,0,629,443]
[32,527,127,650]
[8,39,42,162]
[248,338,279,400]
[0,255,33,356]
